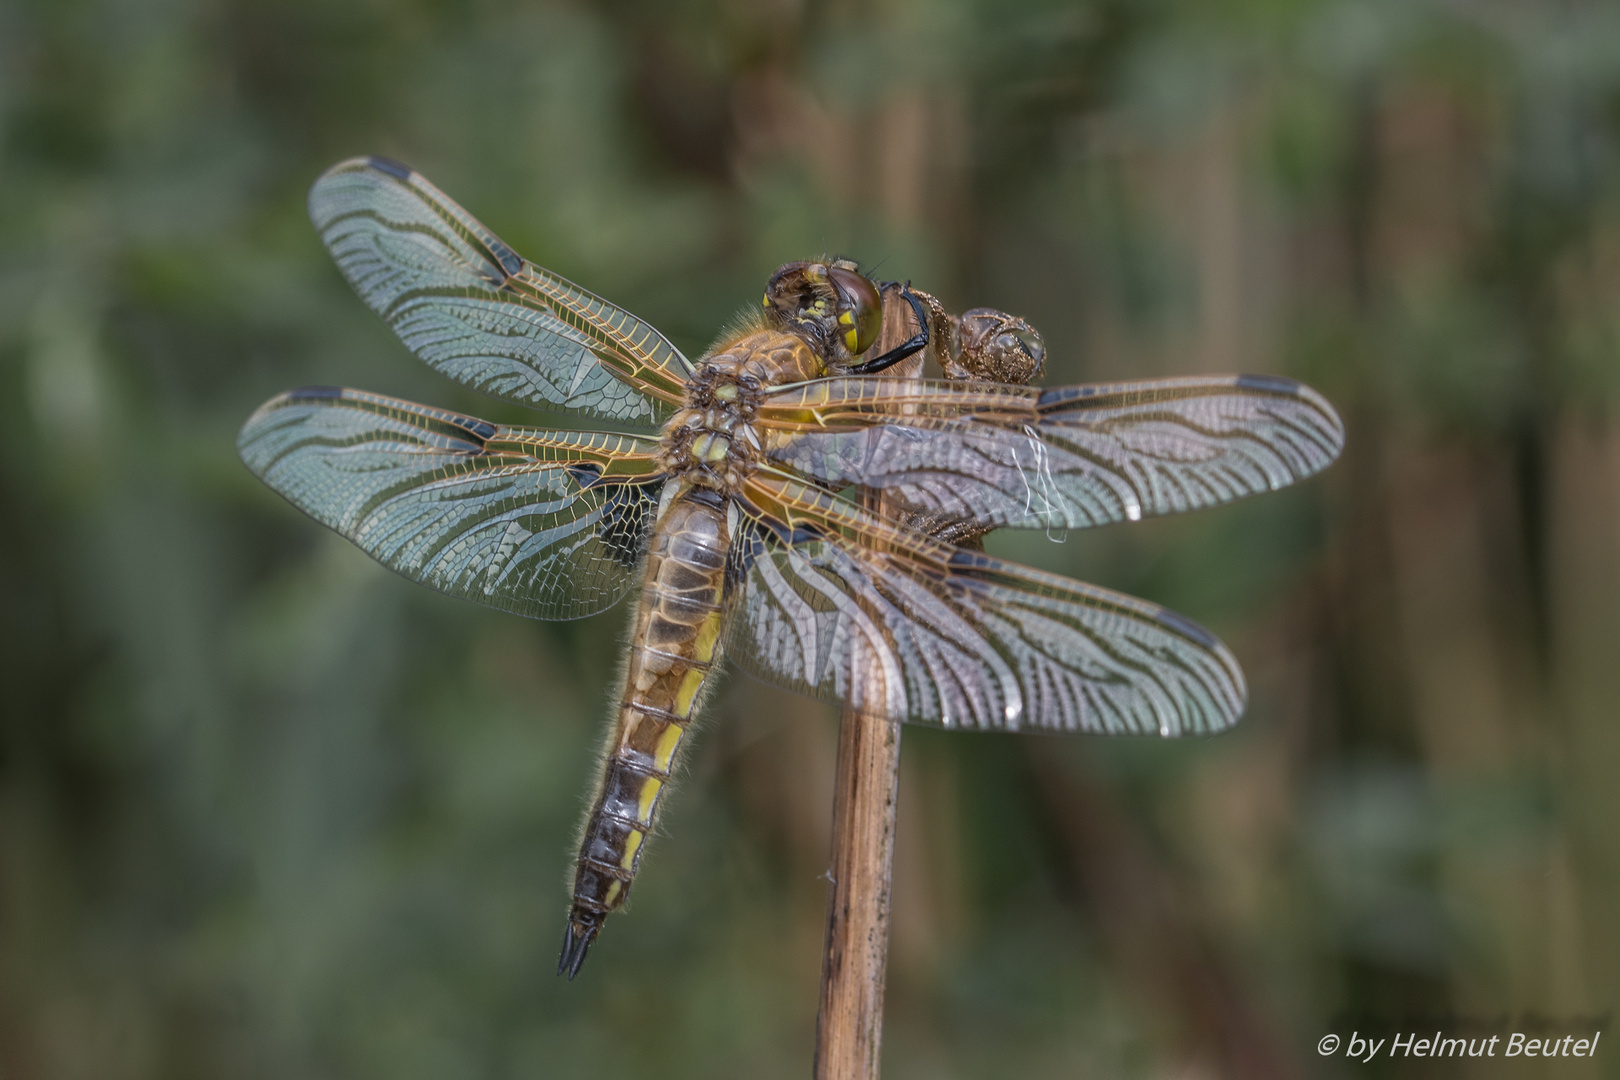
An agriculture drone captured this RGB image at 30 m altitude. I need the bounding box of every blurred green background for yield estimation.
[3,0,1619,1077]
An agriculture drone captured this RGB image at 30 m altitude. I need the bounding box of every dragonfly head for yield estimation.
[763,258,883,367]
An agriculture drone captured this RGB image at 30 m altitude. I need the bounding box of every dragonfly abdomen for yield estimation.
[559,485,731,978]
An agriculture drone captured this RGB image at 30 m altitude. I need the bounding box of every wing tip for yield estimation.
[1235,372,1348,461]
[307,156,418,228]
[1149,605,1248,734]
[366,155,414,181]
[1151,604,1219,649]
[312,154,415,183]
[237,386,342,454]
[1234,372,1301,396]
[245,385,345,421]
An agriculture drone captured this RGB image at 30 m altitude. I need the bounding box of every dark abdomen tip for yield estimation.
[558,911,601,980]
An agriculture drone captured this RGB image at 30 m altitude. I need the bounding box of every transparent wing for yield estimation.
[309,157,692,424]
[760,374,1343,532]
[238,386,666,620]
[725,472,1245,735]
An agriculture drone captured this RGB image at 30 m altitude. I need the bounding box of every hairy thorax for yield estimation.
[655,328,824,493]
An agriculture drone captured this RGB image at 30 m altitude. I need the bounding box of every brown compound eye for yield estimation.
[828,266,883,356]
[951,309,1046,384]
[764,261,816,314]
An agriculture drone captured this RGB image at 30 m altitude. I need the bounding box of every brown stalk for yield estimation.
[813,290,922,1080]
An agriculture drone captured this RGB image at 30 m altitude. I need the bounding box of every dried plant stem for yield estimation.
[814,702,902,1079]
[813,293,921,1080]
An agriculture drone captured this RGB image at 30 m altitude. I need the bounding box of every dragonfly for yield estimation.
[238,156,1345,979]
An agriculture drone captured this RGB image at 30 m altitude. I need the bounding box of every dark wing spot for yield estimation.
[946,548,995,570]
[288,385,345,399]
[1235,373,1301,395]
[565,461,604,488]
[759,514,822,546]
[368,156,413,180]
[1038,385,1097,407]
[727,524,770,586]
[457,417,497,442]
[1151,605,1220,650]
[599,479,663,570]
[486,236,524,280]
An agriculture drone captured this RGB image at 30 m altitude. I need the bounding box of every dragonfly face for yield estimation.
[238,156,1346,978]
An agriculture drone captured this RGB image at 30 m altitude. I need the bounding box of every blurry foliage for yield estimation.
[3,0,1620,1077]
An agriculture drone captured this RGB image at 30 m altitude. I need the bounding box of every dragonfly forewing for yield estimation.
[760,373,1344,534]
[238,386,665,620]
[310,157,692,424]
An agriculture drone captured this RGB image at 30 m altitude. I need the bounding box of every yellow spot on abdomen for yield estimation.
[636,777,663,825]
[604,880,622,906]
[675,667,706,717]
[692,611,723,664]
[653,722,684,773]
[620,829,644,870]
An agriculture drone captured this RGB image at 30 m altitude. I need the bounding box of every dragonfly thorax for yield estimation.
[656,328,823,492]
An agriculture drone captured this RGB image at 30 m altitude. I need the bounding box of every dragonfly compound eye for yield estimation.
[951,308,1046,384]
[828,266,883,357]
[764,261,826,321]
